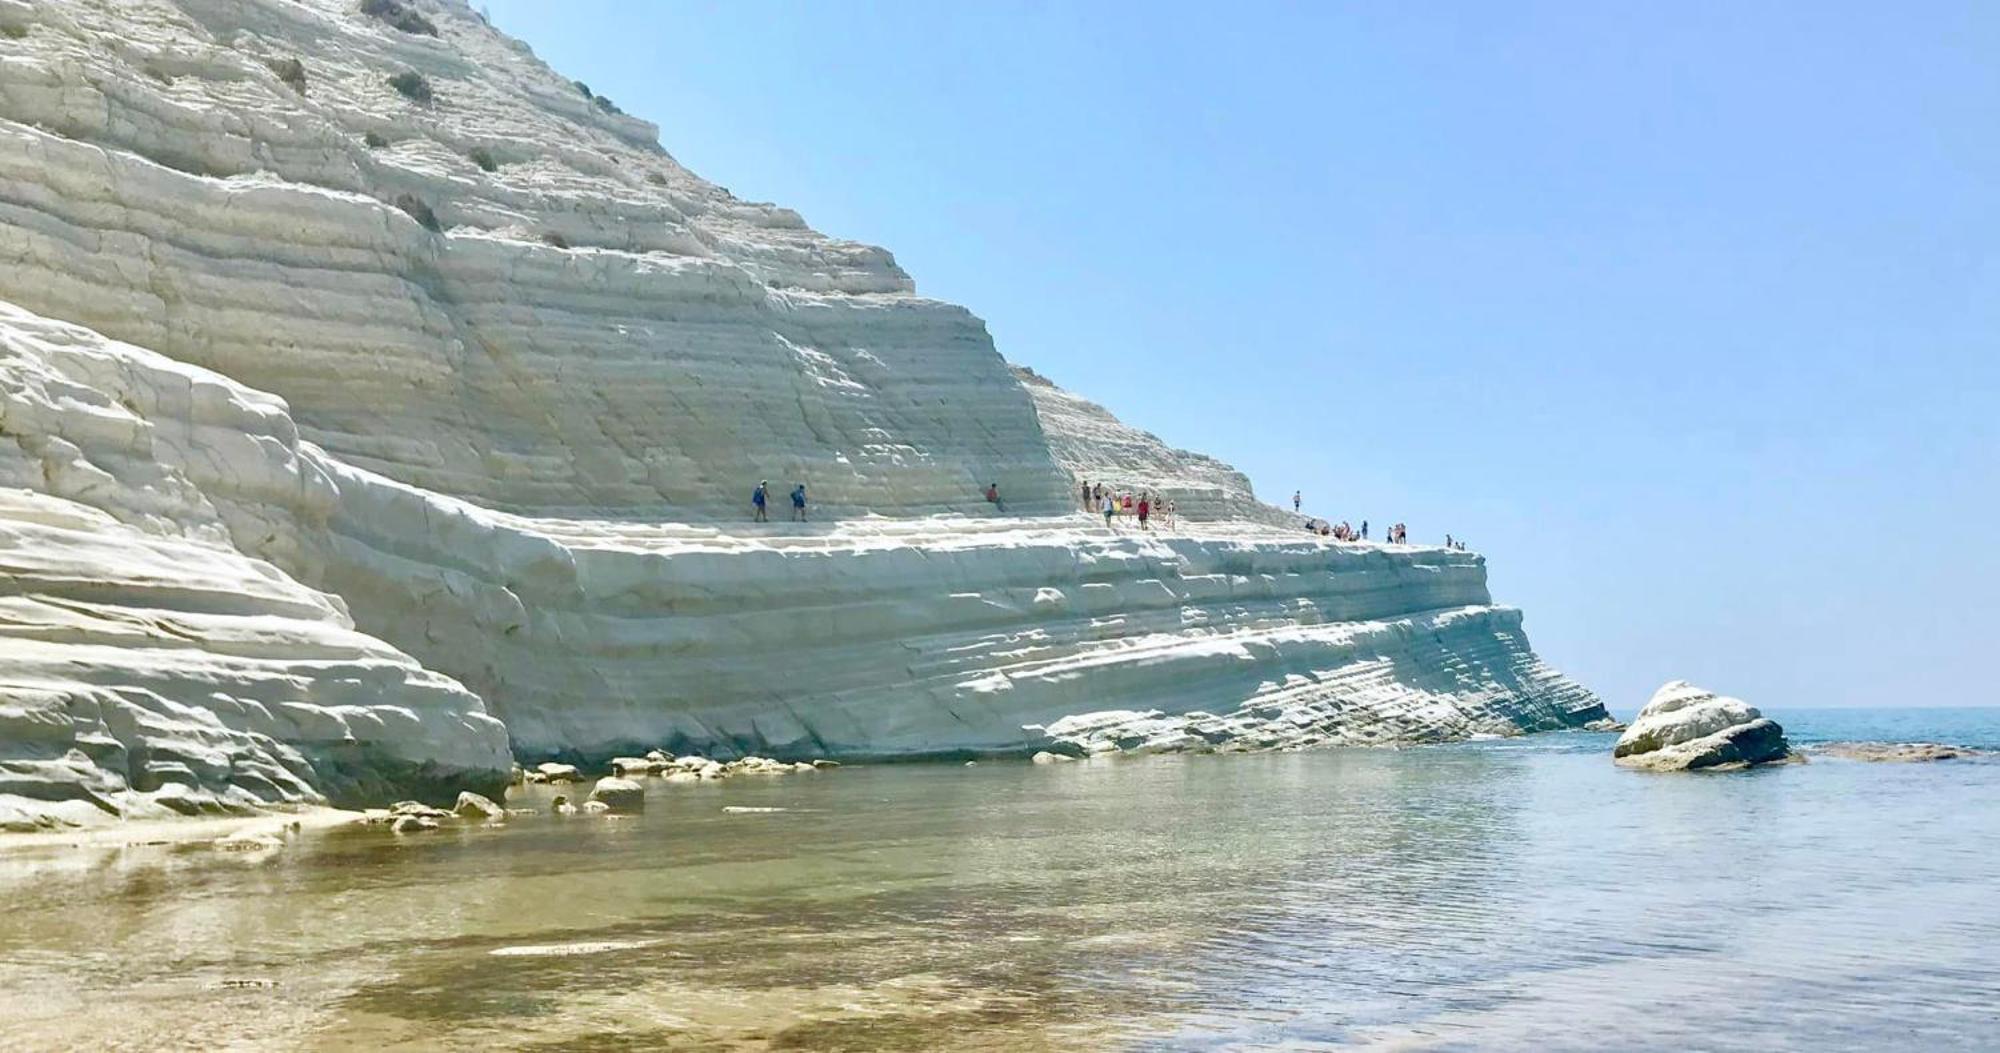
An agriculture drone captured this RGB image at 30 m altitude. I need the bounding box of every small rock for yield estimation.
[389,800,451,820]
[581,800,611,815]
[662,771,699,784]
[1031,751,1075,764]
[587,776,646,814]
[454,791,506,821]
[214,833,284,851]
[534,762,581,783]
[644,749,670,764]
[550,794,576,817]
[390,815,440,834]
[610,756,660,777]
[810,759,841,770]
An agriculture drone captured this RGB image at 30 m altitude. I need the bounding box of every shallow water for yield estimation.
[1,709,1996,1051]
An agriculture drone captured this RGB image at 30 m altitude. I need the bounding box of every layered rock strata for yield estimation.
[0,304,508,830]
[0,0,1605,829]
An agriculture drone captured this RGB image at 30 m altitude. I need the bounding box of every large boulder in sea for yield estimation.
[1614,681,1792,771]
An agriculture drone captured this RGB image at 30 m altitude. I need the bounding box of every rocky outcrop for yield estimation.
[0,0,1605,831]
[1808,742,1987,763]
[1614,681,1792,771]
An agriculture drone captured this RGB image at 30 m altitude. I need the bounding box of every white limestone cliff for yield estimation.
[0,0,1605,830]
[0,303,509,830]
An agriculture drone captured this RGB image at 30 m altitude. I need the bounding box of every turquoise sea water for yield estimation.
[1768,705,2000,749]
[0,708,1994,1050]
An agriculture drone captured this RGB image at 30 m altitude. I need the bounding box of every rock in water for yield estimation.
[609,757,660,777]
[534,763,581,784]
[1811,742,1985,763]
[587,777,646,814]
[390,815,439,834]
[1614,681,1792,771]
[454,791,506,821]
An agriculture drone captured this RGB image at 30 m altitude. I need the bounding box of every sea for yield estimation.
[0,707,1995,1051]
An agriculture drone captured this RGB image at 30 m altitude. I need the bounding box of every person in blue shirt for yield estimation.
[752,480,768,522]
[791,483,808,522]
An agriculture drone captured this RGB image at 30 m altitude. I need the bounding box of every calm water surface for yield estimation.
[1,709,1996,1051]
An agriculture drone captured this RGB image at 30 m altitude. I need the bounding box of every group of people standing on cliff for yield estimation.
[742,479,1454,546]
[750,479,1012,522]
[751,481,810,522]
[1295,491,1428,545]
[1300,518,1399,542]
[1081,480,1174,531]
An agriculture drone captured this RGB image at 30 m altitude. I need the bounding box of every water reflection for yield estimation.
[1,735,1995,1050]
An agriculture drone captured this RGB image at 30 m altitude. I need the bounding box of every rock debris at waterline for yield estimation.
[0,0,1604,833]
[350,754,832,832]
[1614,681,1794,772]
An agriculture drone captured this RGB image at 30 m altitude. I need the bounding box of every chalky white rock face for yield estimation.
[0,304,509,831]
[0,0,1071,519]
[0,0,1604,828]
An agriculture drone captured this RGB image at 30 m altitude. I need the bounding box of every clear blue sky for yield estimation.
[484,1,1998,714]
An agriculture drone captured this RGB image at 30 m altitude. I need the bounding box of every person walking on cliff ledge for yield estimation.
[1101,492,1116,528]
[1293,490,1301,514]
[1137,493,1151,530]
[985,482,1006,514]
[1080,479,1093,511]
[752,481,769,522]
[791,483,808,522]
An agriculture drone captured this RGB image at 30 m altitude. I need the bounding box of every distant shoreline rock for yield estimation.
[1806,742,1988,763]
[1614,681,1794,771]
